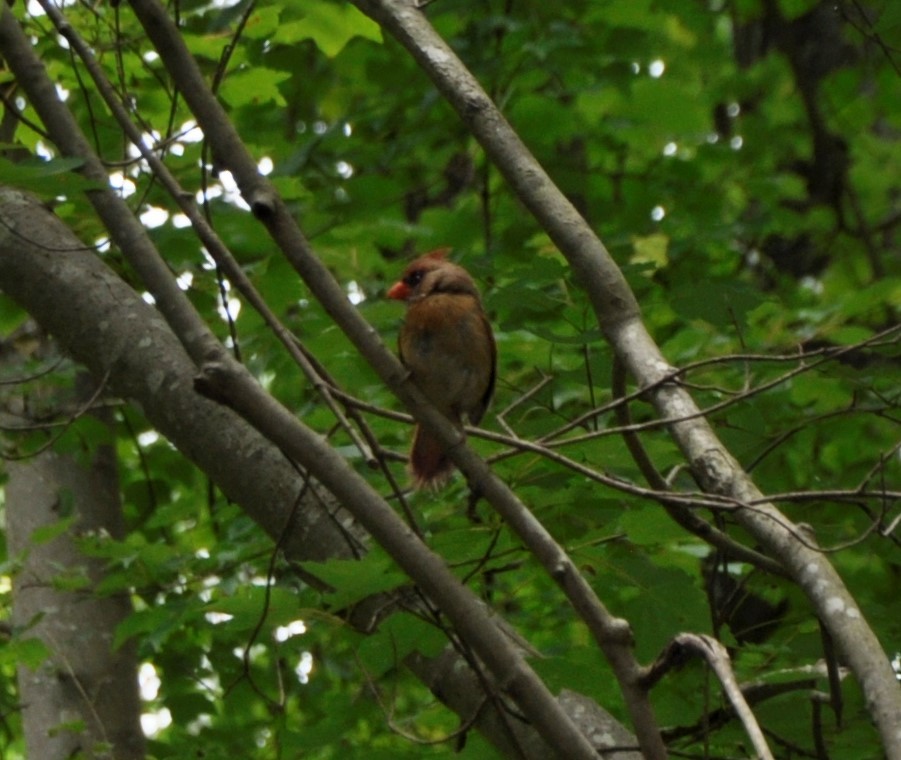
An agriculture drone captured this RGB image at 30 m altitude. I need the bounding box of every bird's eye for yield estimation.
[404,269,424,287]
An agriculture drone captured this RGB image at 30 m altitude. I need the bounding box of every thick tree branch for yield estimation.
[0,8,219,369]
[0,187,634,756]
[406,651,643,759]
[0,186,357,561]
[346,1,901,753]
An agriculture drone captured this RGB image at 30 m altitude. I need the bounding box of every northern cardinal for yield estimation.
[387,250,496,489]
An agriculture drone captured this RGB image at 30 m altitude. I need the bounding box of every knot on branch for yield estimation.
[193,359,232,405]
[248,187,277,220]
[691,449,736,495]
[608,617,633,645]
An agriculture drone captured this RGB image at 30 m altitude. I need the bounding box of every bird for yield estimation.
[387,249,496,489]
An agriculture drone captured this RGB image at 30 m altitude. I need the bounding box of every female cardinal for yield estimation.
[387,250,496,489]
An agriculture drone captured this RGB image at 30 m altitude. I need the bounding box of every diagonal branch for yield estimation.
[123,0,668,754]
[194,357,601,759]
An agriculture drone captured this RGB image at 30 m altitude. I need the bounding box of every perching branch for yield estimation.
[194,357,602,760]
[0,185,360,562]
[124,0,669,754]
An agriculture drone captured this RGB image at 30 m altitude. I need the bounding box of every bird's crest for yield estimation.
[423,247,452,261]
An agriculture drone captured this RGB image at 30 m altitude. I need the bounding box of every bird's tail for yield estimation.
[409,424,457,490]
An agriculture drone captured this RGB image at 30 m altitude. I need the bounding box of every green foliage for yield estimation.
[0,635,50,671]
[0,156,96,198]
[0,0,898,758]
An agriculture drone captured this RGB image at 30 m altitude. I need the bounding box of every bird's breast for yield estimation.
[400,293,493,419]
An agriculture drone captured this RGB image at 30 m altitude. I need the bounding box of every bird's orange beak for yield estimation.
[387,281,409,300]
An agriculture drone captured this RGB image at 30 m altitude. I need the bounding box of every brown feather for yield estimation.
[409,425,455,490]
[388,252,496,489]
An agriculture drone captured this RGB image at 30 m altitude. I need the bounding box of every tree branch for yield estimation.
[0,7,219,369]
[194,356,600,759]
[0,185,360,562]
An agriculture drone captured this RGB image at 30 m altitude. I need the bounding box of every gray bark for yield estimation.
[5,373,144,759]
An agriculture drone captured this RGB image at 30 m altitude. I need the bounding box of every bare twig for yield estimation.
[355,649,488,747]
[1,369,111,461]
[642,633,775,760]
[495,372,553,437]
[611,355,789,576]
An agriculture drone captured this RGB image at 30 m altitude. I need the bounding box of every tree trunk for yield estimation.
[5,370,145,759]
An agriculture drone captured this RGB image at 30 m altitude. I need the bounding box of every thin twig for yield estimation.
[355,649,487,746]
[1,370,111,461]
[642,633,775,760]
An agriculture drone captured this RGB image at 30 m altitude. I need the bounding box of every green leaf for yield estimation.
[0,636,51,670]
[617,504,687,546]
[49,719,87,737]
[206,585,300,631]
[114,605,182,650]
[778,0,822,19]
[220,67,291,107]
[788,374,853,411]
[0,157,99,197]
[276,1,382,57]
[625,76,710,137]
[631,232,669,272]
[874,2,901,38]
[302,549,407,609]
[671,280,764,327]
[239,4,282,40]
[356,612,446,677]
[30,514,77,546]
